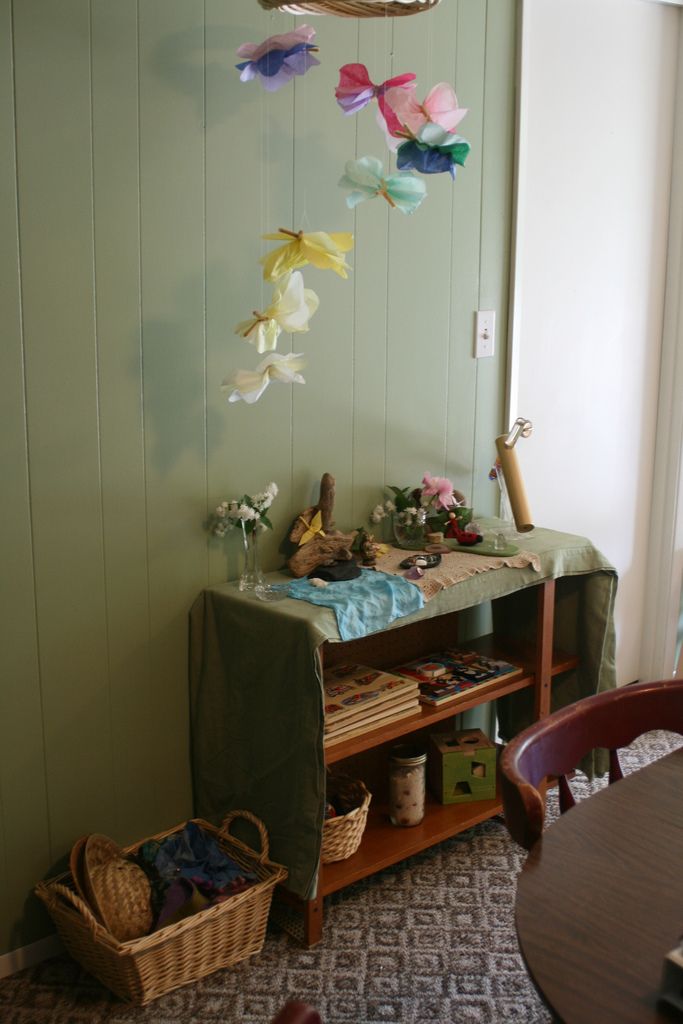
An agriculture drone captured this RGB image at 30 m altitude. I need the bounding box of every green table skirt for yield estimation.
[189,524,617,899]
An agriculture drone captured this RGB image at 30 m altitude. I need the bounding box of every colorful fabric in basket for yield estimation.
[135,821,257,930]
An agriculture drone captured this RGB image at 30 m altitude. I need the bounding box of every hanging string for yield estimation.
[260,71,265,310]
[382,3,393,488]
[260,10,276,310]
[298,35,310,232]
[385,3,393,172]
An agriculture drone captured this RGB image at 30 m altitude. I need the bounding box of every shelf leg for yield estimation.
[302,893,323,946]
[271,887,324,946]
[534,579,555,720]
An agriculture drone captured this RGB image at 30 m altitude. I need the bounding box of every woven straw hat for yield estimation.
[68,835,89,904]
[82,834,153,942]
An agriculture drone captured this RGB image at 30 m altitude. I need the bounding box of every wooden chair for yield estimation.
[271,1001,322,1024]
[499,678,683,850]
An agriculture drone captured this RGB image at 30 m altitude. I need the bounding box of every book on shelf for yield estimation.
[324,691,420,735]
[323,663,419,726]
[323,698,420,746]
[391,649,522,707]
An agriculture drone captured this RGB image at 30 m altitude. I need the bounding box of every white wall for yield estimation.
[641,21,683,680]
[511,0,680,684]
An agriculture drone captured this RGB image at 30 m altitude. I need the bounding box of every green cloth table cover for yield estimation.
[189,524,617,900]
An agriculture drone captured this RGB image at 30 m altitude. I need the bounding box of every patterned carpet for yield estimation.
[1,731,681,1024]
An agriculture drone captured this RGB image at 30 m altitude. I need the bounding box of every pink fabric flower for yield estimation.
[421,473,457,510]
[382,82,468,139]
[335,63,416,129]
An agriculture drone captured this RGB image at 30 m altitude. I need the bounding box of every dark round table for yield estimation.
[516,746,683,1023]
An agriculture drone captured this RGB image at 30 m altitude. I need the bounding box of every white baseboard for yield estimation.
[0,933,63,979]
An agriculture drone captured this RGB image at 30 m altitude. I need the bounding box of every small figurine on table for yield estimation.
[356,528,379,567]
[444,513,484,546]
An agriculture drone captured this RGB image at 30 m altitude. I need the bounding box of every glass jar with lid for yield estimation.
[388,743,427,827]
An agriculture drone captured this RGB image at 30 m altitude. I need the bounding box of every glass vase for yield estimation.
[392,507,428,550]
[239,523,265,593]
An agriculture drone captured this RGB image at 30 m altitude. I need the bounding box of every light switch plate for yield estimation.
[474,310,496,358]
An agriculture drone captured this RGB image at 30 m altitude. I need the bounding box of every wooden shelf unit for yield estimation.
[287,578,574,945]
[321,787,505,895]
[324,637,578,765]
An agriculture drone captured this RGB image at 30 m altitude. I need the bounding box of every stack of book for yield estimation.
[323,664,420,747]
[391,649,522,707]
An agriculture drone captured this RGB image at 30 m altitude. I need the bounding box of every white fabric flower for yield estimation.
[222,352,306,405]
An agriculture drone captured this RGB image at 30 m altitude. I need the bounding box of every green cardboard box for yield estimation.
[428,728,497,804]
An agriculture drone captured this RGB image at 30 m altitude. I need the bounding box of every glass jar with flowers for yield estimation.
[370,473,470,549]
[207,482,278,593]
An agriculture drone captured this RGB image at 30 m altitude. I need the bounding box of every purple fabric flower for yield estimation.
[236,25,319,93]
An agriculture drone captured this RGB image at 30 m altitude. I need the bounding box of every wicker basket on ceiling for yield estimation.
[257,0,440,17]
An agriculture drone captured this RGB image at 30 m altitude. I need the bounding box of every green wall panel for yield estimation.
[0,0,52,951]
[0,0,517,955]
[12,0,113,861]
[350,21,391,528]
[206,1,298,580]
[137,0,206,830]
[473,0,517,515]
[447,0,487,501]
[90,0,157,845]
[385,7,462,493]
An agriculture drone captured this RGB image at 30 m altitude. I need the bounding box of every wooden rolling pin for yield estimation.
[495,432,534,533]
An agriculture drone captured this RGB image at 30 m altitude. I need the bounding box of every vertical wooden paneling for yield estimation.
[137,0,206,829]
[473,0,517,514]
[290,17,359,529]
[206,0,296,579]
[0,0,517,956]
[0,0,52,950]
[350,21,391,526]
[91,0,155,843]
[385,3,462,490]
[13,0,113,855]
[447,0,487,503]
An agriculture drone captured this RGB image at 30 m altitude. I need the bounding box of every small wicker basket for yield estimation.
[35,811,287,1005]
[257,0,440,17]
[321,774,371,863]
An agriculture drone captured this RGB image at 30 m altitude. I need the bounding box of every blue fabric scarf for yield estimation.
[278,568,424,641]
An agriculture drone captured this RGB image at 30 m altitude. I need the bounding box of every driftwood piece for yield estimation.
[287,531,358,578]
[318,472,335,532]
[287,473,357,577]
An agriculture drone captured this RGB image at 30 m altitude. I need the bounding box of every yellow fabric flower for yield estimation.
[260,228,354,282]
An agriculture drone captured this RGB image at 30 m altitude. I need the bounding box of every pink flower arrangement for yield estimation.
[370,473,466,528]
[421,473,459,511]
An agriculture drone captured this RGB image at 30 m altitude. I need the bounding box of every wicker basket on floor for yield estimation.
[321,774,371,863]
[35,811,287,1005]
